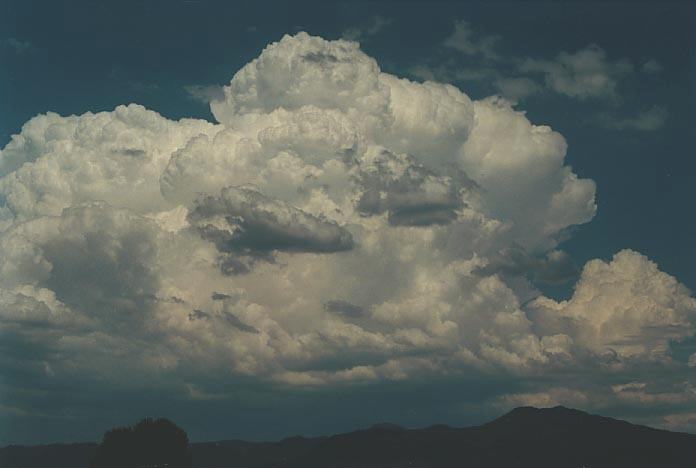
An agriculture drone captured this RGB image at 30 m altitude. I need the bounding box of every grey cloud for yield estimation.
[216,253,272,276]
[357,151,467,226]
[387,197,460,226]
[357,187,461,227]
[112,148,147,157]
[223,312,259,334]
[189,309,209,321]
[189,309,259,334]
[37,204,161,320]
[188,186,354,273]
[324,300,366,318]
[476,245,579,285]
[302,52,342,64]
[211,292,232,301]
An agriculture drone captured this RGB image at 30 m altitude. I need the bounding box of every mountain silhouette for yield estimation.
[2,406,695,468]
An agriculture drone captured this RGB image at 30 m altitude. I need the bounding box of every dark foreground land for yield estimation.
[3,406,696,468]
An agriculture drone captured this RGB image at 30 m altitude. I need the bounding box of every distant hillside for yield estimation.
[0,443,98,468]
[3,406,695,468]
[277,406,696,468]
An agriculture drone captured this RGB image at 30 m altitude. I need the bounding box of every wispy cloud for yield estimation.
[0,37,33,54]
[520,44,633,100]
[444,20,501,60]
[409,63,497,83]
[493,77,542,102]
[342,15,393,42]
[598,106,668,131]
[421,21,667,130]
[641,59,664,74]
[184,84,225,104]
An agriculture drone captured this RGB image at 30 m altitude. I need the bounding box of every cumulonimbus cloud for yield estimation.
[0,32,694,430]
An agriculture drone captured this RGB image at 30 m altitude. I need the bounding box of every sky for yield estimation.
[1,0,696,446]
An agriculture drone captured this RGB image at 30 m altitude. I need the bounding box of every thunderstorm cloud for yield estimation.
[1,33,694,433]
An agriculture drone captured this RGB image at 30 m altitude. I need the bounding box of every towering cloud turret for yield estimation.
[0,33,693,428]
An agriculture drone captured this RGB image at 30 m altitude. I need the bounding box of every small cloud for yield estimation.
[223,312,259,334]
[342,15,393,42]
[188,309,209,321]
[444,20,501,60]
[1,37,33,54]
[408,63,498,85]
[688,352,696,367]
[324,300,366,318]
[188,186,354,274]
[498,388,589,409]
[520,44,633,100]
[598,106,668,131]
[663,412,696,433]
[641,59,663,74]
[106,67,159,94]
[494,76,542,102]
[184,84,225,104]
[476,246,579,285]
[129,81,160,93]
[211,292,232,301]
[408,65,441,82]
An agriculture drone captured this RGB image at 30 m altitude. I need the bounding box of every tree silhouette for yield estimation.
[91,418,192,468]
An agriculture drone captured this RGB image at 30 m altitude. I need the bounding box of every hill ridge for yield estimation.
[3,407,696,468]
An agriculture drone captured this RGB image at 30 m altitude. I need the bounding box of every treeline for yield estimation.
[91,418,192,468]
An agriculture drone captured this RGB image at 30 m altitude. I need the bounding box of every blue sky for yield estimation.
[1,0,696,445]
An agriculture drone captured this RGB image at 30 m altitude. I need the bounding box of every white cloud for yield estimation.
[459,97,596,249]
[520,44,633,100]
[0,104,216,223]
[529,250,696,362]
[210,33,391,131]
[433,19,668,135]
[498,387,590,409]
[0,33,693,428]
[664,412,696,432]
[611,381,696,405]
